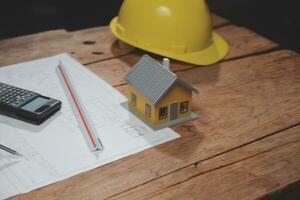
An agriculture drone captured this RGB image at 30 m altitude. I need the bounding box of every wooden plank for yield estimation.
[12,50,300,200]
[211,14,229,27]
[0,27,131,66]
[220,25,278,60]
[145,127,300,200]
[109,125,300,200]
[0,14,229,67]
[87,24,279,86]
[0,15,276,67]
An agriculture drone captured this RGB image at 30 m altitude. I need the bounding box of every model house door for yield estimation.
[170,103,178,121]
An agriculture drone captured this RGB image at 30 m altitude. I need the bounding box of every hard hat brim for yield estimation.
[110,17,229,66]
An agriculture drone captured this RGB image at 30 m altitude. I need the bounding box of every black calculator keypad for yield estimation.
[0,83,38,107]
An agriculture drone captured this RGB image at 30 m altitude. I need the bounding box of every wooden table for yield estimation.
[1,15,299,200]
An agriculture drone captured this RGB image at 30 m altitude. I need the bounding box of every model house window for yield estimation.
[145,103,151,117]
[180,101,189,113]
[131,93,137,106]
[159,106,168,120]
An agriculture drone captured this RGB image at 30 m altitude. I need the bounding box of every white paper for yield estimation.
[0,54,180,199]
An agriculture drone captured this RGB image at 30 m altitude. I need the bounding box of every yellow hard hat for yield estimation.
[110,0,229,66]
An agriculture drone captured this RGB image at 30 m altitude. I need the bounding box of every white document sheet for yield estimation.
[0,54,180,199]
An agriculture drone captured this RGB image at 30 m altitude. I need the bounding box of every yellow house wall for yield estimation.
[128,86,157,122]
[128,83,192,125]
[154,83,192,124]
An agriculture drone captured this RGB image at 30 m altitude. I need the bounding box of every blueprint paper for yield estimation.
[0,54,180,199]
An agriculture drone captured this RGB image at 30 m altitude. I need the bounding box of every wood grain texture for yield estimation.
[109,125,300,200]
[12,50,300,200]
[0,14,230,67]
[0,15,278,69]
[219,25,278,60]
[86,24,279,87]
[0,27,131,66]
[148,127,300,200]
[211,14,229,27]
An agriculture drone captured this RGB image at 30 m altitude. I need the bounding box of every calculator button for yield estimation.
[0,83,36,107]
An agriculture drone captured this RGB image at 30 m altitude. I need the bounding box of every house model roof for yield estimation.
[124,54,198,105]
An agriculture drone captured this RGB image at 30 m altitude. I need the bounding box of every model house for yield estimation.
[123,54,199,129]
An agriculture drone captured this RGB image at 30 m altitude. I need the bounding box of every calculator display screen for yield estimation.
[21,97,49,111]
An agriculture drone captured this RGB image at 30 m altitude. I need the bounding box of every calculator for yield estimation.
[0,82,62,125]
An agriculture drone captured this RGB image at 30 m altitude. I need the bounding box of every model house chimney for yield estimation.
[163,58,170,70]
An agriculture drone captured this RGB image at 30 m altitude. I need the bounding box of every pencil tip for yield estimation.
[15,152,23,157]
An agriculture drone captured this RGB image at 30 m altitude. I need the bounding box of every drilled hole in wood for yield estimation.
[92,51,104,55]
[83,41,96,45]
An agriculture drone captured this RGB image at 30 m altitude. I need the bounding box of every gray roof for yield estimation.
[124,55,198,105]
